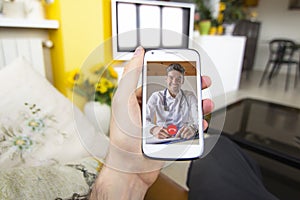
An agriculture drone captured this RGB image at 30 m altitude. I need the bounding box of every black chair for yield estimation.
[259,39,300,91]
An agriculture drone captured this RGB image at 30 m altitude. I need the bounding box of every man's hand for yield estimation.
[150,126,171,139]
[90,46,162,200]
[90,46,214,200]
[176,125,196,139]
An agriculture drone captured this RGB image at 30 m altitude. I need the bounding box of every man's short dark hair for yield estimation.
[166,63,185,75]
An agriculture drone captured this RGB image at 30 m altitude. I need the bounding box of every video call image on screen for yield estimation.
[144,61,199,144]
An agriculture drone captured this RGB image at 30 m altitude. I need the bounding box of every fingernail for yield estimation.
[133,46,143,57]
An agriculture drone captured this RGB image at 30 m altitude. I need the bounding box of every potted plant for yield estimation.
[220,0,247,34]
[194,0,213,35]
[67,63,118,135]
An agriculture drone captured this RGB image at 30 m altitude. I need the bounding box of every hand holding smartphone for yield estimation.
[142,49,203,160]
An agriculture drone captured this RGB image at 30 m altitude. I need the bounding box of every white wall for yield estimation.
[253,0,300,71]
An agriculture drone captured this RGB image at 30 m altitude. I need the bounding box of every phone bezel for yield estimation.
[142,49,203,160]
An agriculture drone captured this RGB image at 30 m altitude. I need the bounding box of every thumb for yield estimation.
[117,46,145,94]
[111,46,145,136]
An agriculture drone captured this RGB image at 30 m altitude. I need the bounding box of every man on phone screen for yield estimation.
[146,63,199,141]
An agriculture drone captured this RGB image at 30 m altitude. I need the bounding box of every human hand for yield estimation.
[151,126,171,139]
[90,46,162,200]
[90,46,214,200]
[176,125,196,139]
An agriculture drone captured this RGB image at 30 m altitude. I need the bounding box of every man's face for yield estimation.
[166,70,184,95]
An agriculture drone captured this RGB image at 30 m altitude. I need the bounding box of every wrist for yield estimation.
[104,143,163,173]
[91,166,149,200]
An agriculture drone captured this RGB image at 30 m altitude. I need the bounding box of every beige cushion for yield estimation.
[0,157,101,200]
[0,57,95,168]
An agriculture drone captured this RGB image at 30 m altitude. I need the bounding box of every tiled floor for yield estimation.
[231,70,300,108]
[162,70,300,198]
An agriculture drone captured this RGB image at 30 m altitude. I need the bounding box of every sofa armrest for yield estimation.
[144,173,188,200]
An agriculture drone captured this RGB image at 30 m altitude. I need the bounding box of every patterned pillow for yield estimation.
[0,157,102,200]
[0,57,95,168]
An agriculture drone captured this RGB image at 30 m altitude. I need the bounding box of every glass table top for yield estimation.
[209,98,300,169]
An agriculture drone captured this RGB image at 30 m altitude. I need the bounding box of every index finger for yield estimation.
[160,128,169,135]
[158,131,171,139]
[202,76,211,90]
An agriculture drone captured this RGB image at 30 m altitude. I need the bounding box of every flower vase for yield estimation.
[199,20,211,35]
[83,101,111,136]
[223,23,236,35]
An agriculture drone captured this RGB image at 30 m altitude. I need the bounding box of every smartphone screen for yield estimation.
[142,49,203,160]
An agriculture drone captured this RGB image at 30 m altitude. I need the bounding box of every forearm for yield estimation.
[90,166,149,200]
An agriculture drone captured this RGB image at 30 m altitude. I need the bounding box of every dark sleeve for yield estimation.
[187,135,279,200]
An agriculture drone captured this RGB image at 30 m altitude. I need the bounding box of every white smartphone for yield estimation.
[142,49,203,160]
